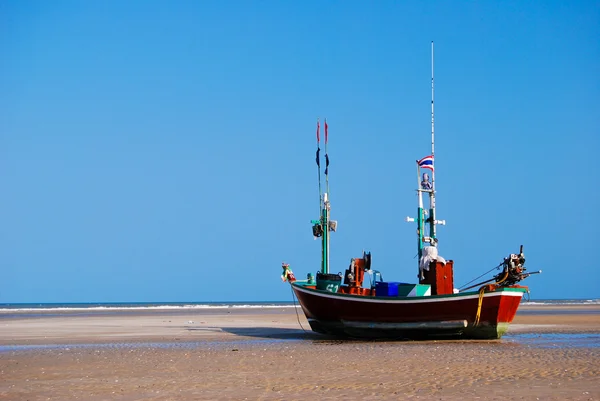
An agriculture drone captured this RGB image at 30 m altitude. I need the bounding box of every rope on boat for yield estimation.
[474,269,509,326]
[289,284,309,334]
[474,286,487,326]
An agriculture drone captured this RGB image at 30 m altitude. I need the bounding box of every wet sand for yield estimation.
[1,305,599,400]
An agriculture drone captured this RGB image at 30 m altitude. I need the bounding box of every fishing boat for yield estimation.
[281,42,541,340]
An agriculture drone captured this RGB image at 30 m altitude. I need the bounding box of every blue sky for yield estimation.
[1,0,598,303]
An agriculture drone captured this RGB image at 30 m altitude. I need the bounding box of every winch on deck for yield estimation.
[493,245,538,286]
[499,247,526,284]
[339,251,373,296]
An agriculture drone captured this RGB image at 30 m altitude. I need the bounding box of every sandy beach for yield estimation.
[1,305,599,400]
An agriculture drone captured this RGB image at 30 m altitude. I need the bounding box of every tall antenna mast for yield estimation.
[431,41,435,175]
[429,41,437,242]
[406,41,445,277]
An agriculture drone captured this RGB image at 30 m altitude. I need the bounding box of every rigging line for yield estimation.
[458,263,503,290]
[316,119,322,212]
[290,284,308,334]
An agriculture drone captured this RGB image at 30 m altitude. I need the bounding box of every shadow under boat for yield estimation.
[203,326,321,340]
[185,326,511,346]
[186,326,335,341]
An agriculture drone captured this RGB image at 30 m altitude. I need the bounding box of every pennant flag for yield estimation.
[417,155,434,171]
[316,148,320,167]
[324,119,329,174]
[316,120,320,143]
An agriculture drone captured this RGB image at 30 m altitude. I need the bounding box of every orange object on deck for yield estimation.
[338,286,373,296]
[343,257,367,288]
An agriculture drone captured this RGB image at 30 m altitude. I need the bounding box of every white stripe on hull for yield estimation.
[292,284,524,304]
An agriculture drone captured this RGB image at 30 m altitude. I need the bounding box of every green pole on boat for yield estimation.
[322,193,329,274]
[323,119,330,275]
[312,194,330,275]
[416,162,424,262]
[312,119,336,276]
[314,119,324,274]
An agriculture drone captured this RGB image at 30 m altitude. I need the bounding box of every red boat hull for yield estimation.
[291,283,527,340]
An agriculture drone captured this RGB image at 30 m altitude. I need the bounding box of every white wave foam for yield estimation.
[522,300,600,306]
[0,304,301,313]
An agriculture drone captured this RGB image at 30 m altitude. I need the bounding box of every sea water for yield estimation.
[0,301,300,319]
[1,300,598,351]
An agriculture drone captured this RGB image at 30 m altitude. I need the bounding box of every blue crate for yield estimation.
[375,281,402,297]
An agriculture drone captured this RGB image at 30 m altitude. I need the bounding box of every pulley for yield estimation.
[312,223,324,238]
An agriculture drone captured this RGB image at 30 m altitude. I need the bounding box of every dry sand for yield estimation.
[1,305,599,400]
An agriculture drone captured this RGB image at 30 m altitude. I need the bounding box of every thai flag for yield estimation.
[418,155,434,171]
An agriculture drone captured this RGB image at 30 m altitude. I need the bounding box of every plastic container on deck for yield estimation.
[375,281,402,297]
